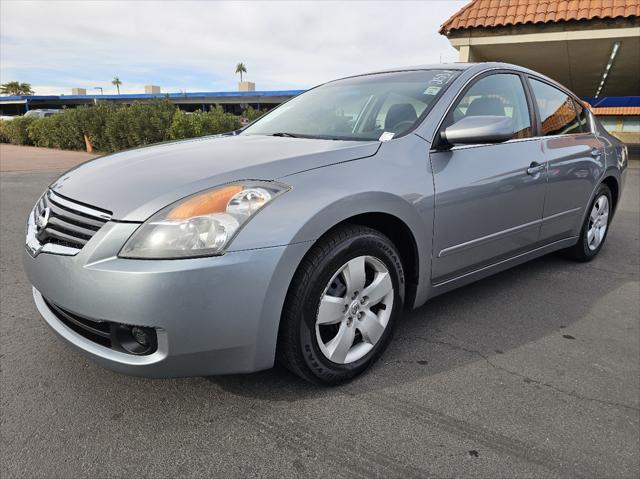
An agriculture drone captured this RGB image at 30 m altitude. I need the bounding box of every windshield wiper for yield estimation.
[269,132,303,138]
[267,132,365,141]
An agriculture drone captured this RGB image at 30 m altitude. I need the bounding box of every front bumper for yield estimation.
[23,220,310,377]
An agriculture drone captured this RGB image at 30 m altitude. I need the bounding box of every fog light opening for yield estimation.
[113,324,157,355]
[132,327,150,346]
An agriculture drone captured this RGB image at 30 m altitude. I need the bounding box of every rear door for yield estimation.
[430,72,547,284]
[527,77,607,243]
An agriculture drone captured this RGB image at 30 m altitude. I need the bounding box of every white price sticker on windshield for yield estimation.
[379,132,395,142]
[424,86,441,95]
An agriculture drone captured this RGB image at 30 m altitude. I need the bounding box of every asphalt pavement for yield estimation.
[1,150,638,478]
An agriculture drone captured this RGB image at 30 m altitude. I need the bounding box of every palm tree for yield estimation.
[235,63,247,83]
[0,81,34,96]
[112,76,122,94]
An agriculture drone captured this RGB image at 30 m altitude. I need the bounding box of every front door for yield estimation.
[430,72,547,284]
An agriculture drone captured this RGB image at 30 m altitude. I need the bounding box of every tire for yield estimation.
[564,183,612,262]
[277,224,405,385]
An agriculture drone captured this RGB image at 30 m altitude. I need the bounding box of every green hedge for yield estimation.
[1,116,35,145]
[28,111,86,150]
[169,106,241,141]
[0,100,257,153]
[243,106,264,122]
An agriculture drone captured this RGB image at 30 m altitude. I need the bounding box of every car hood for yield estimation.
[50,134,380,221]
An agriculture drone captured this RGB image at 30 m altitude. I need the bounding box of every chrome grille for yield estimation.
[33,190,112,252]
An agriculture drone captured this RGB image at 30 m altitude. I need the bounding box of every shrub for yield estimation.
[0,120,9,143]
[168,109,196,139]
[26,118,54,148]
[2,116,35,145]
[169,106,241,141]
[2,100,244,152]
[102,105,131,152]
[73,105,113,152]
[243,106,267,122]
[28,110,85,150]
[124,100,176,147]
[87,100,176,152]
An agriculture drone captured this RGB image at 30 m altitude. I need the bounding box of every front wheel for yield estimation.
[565,183,612,262]
[277,225,405,385]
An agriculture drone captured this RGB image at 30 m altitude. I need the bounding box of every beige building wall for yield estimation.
[238,81,256,92]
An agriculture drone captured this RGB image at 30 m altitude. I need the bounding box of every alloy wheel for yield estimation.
[315,255,394,364]
[587,195,609,251]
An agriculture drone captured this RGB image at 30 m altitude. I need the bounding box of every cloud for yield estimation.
[0,0,466,95]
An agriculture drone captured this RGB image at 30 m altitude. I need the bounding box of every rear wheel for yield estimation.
[277,225,404,385]
[565,183,612,262]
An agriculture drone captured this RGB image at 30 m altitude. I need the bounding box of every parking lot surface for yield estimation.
[0,144,96,173]
[1,147,639,478]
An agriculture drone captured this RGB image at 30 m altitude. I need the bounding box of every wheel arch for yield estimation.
[325,212,420,310]
[576,171,621,233]
[277,190,431,311]
[602,175,619,214]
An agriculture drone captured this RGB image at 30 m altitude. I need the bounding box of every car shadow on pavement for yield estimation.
[209,233,635,400]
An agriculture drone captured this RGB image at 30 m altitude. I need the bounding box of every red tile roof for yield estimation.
[440,0,640,34]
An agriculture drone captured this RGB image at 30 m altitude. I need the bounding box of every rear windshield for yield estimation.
[242,70,460,141]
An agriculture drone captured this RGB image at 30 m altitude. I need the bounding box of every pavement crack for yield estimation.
[398,336,640,413]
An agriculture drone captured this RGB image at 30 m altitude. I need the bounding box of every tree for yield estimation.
[235,63,247,83]
[112,76,122,94]
[0,81,34,96]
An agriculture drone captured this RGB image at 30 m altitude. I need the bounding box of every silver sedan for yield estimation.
[23,62,628,384]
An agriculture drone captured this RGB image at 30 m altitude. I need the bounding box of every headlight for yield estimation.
[119,181,289,259]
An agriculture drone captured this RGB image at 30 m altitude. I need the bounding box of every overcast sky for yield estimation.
[0,0,466,95]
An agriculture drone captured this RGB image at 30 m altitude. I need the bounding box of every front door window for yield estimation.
[449,73,533,140]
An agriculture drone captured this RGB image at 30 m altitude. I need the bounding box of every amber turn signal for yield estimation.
[167,185,243,220]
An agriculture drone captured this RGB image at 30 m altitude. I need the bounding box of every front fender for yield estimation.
[229,139,435,306]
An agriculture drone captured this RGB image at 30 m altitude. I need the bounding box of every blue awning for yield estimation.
[0,90,305,102]
[582,96,640,108]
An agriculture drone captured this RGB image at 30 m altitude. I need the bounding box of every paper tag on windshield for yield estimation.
[424,86,441,95]
[379,132,395,142]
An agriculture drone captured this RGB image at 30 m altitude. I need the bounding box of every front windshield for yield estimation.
[243,69,460,141]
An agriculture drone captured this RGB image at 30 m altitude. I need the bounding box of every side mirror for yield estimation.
[441,115,513,146]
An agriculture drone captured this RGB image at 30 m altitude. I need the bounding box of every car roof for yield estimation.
[354,62,537,76]
[328,62,511,82]
[329,62,572,95]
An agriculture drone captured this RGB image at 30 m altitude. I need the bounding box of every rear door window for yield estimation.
[530,79,583,136]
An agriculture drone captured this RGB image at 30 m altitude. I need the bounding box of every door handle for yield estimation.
[526,162,545,175]
[591,148,602,158]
